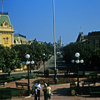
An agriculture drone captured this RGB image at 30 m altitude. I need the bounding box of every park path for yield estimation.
[1,76,100,100]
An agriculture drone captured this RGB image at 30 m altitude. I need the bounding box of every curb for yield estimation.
[76,94,90,97]
[12,94,32,99]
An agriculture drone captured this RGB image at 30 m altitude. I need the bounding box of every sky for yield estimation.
[0,0,100,45]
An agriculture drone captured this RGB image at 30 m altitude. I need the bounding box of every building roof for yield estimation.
[0,12,12,27]
[14,33,26,38]
[88,31,100,36]
[76,32,84,42]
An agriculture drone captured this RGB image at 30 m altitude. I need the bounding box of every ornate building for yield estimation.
[14,33,28,45]
[76,31,100,50]
[88,31,100,50]
[0,12,15,47]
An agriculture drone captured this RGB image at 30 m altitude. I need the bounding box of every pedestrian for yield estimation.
[42,82,47,100]
[37,81,41,100]
[31,84,35,95]
[47,84,52,100]
[34,87,38,100]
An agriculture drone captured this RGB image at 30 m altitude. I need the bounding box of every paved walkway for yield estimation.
[0,76,100,100]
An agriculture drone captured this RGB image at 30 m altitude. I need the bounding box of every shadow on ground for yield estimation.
[53,88,70,96]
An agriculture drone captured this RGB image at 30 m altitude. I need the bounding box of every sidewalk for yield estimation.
[0,75,100,100]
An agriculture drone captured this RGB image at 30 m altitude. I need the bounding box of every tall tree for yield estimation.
[63,42,95,67]
[0,45,21,75]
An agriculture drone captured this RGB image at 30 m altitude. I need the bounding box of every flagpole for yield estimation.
[2,4,3,14]
[2,0,3,14]
[53,0,56,70]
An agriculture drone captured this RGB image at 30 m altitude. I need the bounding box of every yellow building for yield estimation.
[0,12,15,47]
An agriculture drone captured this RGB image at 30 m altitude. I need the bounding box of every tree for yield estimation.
[90,49,100,68]
[63,42,95,68]
[11,44,30,62]
[0,45,21,75]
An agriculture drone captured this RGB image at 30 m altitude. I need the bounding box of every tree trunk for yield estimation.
[8,72,10,76]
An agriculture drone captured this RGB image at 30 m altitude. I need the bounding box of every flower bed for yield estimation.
[34,77,76,85]
[18,89,30,97]
[48,70,70,74]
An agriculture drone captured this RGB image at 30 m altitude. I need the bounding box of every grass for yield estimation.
[0,87,26,97]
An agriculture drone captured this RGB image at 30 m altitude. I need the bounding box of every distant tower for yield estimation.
[60,36,62,47]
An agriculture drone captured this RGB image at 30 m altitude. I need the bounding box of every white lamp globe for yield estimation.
[25,54,30,59]
[80,59,84,63]
[22,61,25,64]
[71,60,74,63]
[26,61,30,65]
[31,61,34,64]
[75,52,80,58]
[76,60,80,64]
[43,53,45,56]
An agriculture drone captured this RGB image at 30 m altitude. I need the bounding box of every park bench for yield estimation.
[82,79,96,87]
[34,71,43,76]
[89,88,100,96]
[15,82,28,88]
[0,74,8,79]
[88,73,97,79]
[0,90,12,99]
[0,81,6,87]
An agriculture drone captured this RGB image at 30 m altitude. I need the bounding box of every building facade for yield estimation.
[76,31,100,50]
[88,31,100,49]
[0,12,15,47]
[14,33,28,45]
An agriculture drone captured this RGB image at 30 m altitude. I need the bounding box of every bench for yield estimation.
[34,71,43,76]
[82,79,96,87]
[88,73,97,79]
[0,90,12,99]
[15,82,28,88]
[90,88,100,96]
[0,82,6,87]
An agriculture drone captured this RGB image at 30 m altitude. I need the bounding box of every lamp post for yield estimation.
[22,54,34,96]
[43,53,45,76]
[71,52,84,93]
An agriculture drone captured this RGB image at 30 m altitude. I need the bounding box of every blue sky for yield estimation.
[0,0,100,45]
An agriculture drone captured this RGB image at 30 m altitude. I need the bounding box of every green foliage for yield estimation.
[0,42,53,74]
[63,42,95,66]
[0,87,24,97]
[90,49,100,68]
[0,45,21,74]
[11,42,53,62]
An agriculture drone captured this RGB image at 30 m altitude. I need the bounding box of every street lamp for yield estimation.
[71,52,84,94]
[22,54,34,96]
[43,53,45,76]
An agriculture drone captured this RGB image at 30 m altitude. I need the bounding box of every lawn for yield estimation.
[0,87,28,97]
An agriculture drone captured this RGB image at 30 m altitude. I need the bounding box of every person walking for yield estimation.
[42,83,47,100]
[37,81,41,100]
[47,84,52,100]
[34,87,38,100]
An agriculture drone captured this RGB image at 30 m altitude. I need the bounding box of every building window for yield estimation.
[99,39,100,48]
[96,43,98,47]
[3,37,9,44]
[93,39,95,46]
